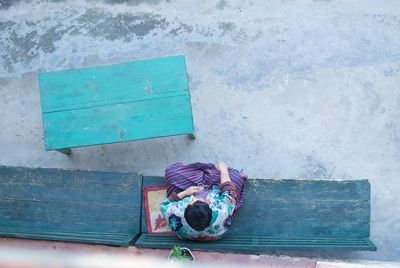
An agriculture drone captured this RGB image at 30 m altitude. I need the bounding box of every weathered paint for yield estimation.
[137,234,376,251]
[0,166,142,246]
[137,176,376,251]
[38,55,194,150]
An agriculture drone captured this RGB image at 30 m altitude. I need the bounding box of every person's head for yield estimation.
[184,200,212,231]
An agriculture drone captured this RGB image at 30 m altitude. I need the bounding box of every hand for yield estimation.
[185,186,203,196]
[178,186,202,199]
[215,161,228,173]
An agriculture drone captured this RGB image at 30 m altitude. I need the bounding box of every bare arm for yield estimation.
[167,186,202,201]
[216,161,231,184]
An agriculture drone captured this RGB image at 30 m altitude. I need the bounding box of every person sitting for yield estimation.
[160,161,247,241]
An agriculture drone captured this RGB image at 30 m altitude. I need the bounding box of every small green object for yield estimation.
[169,245,193,261]
[137,177,376,251]
[170,245,188,259]
[38,55,195,152]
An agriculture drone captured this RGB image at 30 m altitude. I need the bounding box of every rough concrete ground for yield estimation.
[0,238,399,268]
[0,238,317,268]
[0,0,399,262]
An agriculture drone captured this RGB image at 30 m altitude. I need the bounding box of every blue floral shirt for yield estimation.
[160,185,237,241]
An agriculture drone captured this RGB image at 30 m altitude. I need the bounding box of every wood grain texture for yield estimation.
[0,166,142,246]
[136,234,377,251]
[38,55,194,150]
[138,177,376,251]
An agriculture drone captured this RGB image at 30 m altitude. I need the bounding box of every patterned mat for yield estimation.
[143,186,173,234]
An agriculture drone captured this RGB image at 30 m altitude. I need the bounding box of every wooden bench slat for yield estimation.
[237,199,370,223]
[0,167,137,204]
[136,234,377,251]
[0,227,132,246]
[38,56,188,113]
[42,94,193,150]
[229,219,370,238]
[245,179,370,201]
[0,199,136,231]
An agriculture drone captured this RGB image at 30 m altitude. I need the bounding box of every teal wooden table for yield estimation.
[38,55,195,154]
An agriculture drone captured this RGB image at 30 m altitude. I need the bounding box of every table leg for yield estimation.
[56,148,72,155]
[188,133,196,140]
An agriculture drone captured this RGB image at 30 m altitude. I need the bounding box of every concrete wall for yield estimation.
[0,0,399,261]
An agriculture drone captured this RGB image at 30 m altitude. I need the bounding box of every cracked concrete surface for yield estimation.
[0,0,399,262]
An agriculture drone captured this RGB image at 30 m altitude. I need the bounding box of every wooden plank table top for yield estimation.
[38,55,195,154]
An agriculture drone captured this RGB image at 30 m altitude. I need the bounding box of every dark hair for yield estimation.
[184,201,212,231]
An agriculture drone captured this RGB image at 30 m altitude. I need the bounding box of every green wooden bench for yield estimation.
[38,55,195,155]
[0,166,141,246]
[136,176,376,251]
[0,167,376,251]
